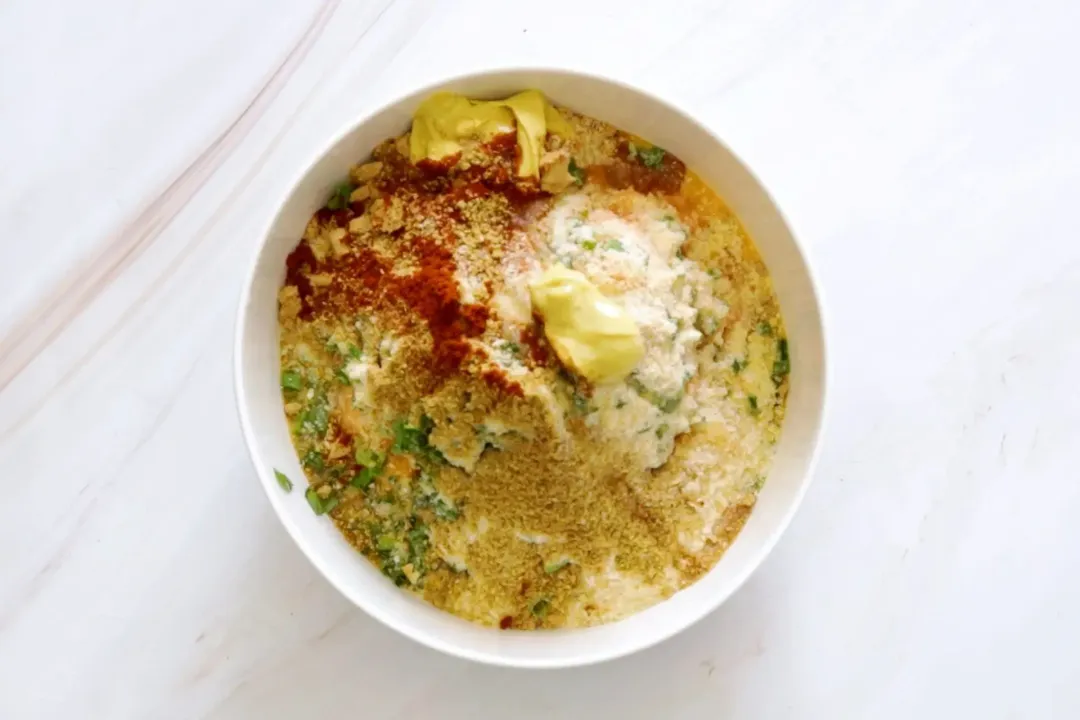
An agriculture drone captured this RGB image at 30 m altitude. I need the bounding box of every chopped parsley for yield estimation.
[325,182,355,210]
[771,338,790,384]
[748,395,759,415]
[581,239,597,250]
[503,341,521,356]
[347,343,362,359]
[605,239,625,251]
[637,145,666,168]
[280,370,304,392]
[568,158,586,185]
[273,469,293,492]
[627,376,683,413]
[732,358,746,374]
[628,142,666,168]
[334,368,351,385]
[757,321,774,337]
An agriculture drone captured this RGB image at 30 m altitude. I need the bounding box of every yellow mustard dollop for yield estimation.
[529,266,644,384]
[410,90,569,178]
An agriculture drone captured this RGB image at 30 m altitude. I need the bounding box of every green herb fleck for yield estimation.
[273,469,293,492]
[605,239,625,251]
[325,182,355,210]
[544,558,571,574]
[391,417,445,464]
[376,534,398,551]
[298,393,330,437]
[571,390,592,416]
[504,341,521,356]
[280,370,304,392]
[347,343,362,359]
[771,338,790,384]
[408,524,429,555]
[305,487,337,515]
[748,395,760,415]
[627,376,683,413]
[414,471,460,522]
[351,467,378,489]
[732,358,746,374]
[637,145,666,168]
[568,158,586,185]
[751,475,766,492]
[656,423,669,439]
[354,447,383,468]
[581,239,597,250]
[302,448,325,472]
[615,399,627,409]
[531,598,550,619]
[433,499,460,521]
[334,368,351,385]
[757,321,774,337]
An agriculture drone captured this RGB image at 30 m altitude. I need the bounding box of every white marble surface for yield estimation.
[2,0,1079,717]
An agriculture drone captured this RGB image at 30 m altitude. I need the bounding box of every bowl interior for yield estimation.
[235,69,826,668]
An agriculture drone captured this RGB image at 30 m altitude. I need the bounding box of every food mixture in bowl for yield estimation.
[276,90,789,629]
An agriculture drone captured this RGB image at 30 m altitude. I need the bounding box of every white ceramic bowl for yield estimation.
[235,69,827,668]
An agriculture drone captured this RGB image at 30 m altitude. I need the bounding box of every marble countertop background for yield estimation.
[2,0,1078,717]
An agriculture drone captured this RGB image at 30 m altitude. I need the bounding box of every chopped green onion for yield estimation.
[757,321,774,337]
[581,239,597,250]
[347,343,362,359]
[281,370,303,392]
[771,338,790,384]
[273,469,293,492]
[605,239,625,251]
[568,158,586,185]
[334,368,351,385]
[305,487,336,515]
[302,448,325,471]
[748,395,759,415]
[391,417,444,464]
[544,558,571,574]
[376,534,398,551]
[531,598,550,618]
[325,182,355,210]
[433,499,460,521]
[354,447,383,468]
[351,467,378,489]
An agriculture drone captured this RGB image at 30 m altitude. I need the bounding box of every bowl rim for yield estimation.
[234,66,829,668]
